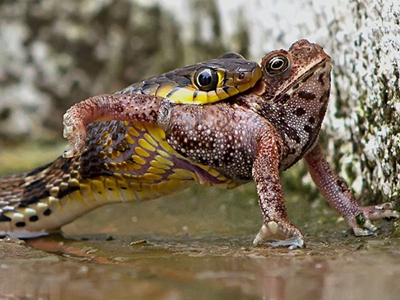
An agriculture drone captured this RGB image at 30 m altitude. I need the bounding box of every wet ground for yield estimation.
[1,143,400,300]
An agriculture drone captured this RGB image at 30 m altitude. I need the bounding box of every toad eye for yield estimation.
[265,55,290,76]
[193,67,219,91]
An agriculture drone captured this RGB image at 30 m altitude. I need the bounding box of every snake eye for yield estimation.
[193,67,219,91]
[265,54,290,76]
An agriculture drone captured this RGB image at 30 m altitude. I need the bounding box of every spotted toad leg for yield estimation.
[305,143,399,236]
[252,127,305,249]
[62,94,163,158]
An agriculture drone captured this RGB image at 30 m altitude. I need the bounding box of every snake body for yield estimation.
[0,53,262,238]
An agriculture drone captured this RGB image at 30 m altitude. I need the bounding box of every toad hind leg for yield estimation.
[252,127,305,249]
[305,143,399,237]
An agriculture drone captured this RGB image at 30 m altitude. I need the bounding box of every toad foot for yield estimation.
[253,221,305,249]
[352,201,399,236]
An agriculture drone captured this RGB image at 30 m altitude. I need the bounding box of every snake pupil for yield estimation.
[198,72,212,86]
[193,67,218,91]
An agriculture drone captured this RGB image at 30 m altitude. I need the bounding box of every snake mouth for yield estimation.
[246,76,267,96]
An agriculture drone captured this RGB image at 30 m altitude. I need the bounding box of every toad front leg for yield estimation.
[63,94,163,157]
[305,143,399,236]
[252,127,306,248]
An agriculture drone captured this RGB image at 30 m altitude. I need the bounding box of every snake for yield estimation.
[0,52,262,238]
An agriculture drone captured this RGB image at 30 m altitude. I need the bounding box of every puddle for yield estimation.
[1,232,400,300]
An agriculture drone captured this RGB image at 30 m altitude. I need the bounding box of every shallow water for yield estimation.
[2,232,400,300]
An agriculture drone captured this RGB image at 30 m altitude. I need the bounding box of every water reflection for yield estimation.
[1,235,400,300]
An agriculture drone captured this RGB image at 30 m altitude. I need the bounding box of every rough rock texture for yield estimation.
[326,0,400,204]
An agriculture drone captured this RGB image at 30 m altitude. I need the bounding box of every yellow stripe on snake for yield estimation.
[0,52,262,238]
